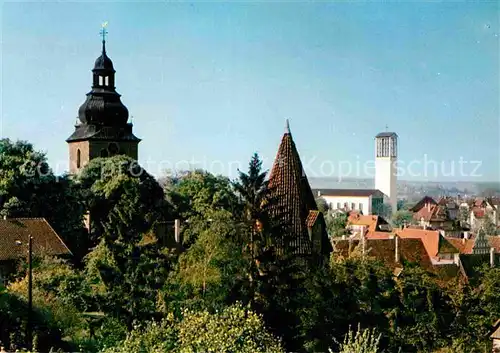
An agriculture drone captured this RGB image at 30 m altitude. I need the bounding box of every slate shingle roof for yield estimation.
[0,218,71,261]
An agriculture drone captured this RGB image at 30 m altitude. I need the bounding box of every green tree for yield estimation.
[164,170,240,246]
[391,265,452,352]
[458,207,470,225]
[326,212,349,238]
[77,156,169,245]
[174,209,248,307]
[84,239,173,330]
[372,203,392,220]
[448,265,500,351]
[0,139,86,258]
[482,213,497,235]
[316,197,329,214]
[391,210,413,228]
[165,169,239,219]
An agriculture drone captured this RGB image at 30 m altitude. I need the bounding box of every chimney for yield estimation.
[490,247,495,268]
[453,253,460,266]
[427,202,431,212]
[395,235,400,263]
[174,219,181,244]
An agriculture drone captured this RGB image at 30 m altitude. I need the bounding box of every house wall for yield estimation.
[375,156,397,215]
[321,195,372,214]
[493,338,500,352]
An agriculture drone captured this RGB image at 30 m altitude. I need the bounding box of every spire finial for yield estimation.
[285,119,291,135]
[385,124,389,132]
[100,21,108,53]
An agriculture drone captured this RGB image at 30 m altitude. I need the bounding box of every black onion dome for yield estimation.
[78,91,129,126]
[93,41,115,71]
[94,52,114,71]
[77,40,128,126]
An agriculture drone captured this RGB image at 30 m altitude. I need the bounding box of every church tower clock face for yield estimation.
[66,25,141,174]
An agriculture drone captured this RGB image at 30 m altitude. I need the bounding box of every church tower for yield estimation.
[375,131,398,215]
[66,26,140,174]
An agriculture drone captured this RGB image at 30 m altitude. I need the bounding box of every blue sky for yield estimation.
[1,1,498,182]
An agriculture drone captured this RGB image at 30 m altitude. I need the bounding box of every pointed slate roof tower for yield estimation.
[267,120,331,257]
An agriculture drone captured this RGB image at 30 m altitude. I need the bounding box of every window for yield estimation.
[99,76,103,85]
[337,202,341,209]
[344,202,348,210]
[351,203,356,210]
[359,203,363,212]
[105,76,109,86]
[100,149,109,157]
[108,143,119,156]
[76,149,81,169]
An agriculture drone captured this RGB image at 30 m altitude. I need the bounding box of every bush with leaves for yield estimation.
[331,325,382,353]
[103,304,283,353]
[7,256,90,343]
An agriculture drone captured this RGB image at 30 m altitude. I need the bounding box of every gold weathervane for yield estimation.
[100,21,108,41]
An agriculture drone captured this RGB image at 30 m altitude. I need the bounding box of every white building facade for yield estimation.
[375,132,398,216]
[314,189,385,215]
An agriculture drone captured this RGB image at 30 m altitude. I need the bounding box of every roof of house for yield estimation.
[347,213,391,233]
[267,122,331,255]
[437,197,456,208]
[412,202,451,223]
[490,320,500,340]
[0,218,72,261]
[472,208,486,218]
[306,210,320,228]
[446,236,500,255]
[313,189,383,198]
[332,238,433,270]
[395,228,458,258]
[366,231,393,239]
[410,196,437,212]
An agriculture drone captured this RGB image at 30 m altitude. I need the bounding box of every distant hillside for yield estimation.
[308,177,500,201]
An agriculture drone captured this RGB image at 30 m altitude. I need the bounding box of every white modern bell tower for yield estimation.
[375,131,398,215]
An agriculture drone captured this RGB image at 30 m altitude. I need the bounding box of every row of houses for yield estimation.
[410,195,499,234]
[341,210,500,282]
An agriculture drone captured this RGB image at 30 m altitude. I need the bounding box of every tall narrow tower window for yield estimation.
[76,149,81,169]
[104,76,109,86]
[99,76,104,85]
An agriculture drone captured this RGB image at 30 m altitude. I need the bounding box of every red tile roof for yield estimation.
[446,236,500,255]
[472,208,485,218]
[333,238,433,271]
[410,196,437,212]
[267,125,330,255]
[347,214,380,232]
[366,231,393,240]
[0,218,72,261]
[306,210,320,228]
[395,228,457,258]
